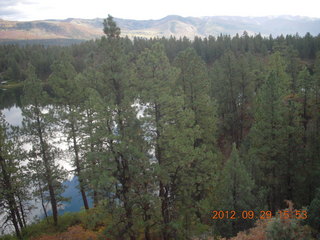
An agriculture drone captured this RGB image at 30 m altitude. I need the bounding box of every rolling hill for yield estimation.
[0,15,320,42]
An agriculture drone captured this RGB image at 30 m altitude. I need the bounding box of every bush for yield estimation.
[79,204,111,231]
[224,201,314,240]
[22,212,82,239]
[0,235,17,240]
[223,219,269,240]
[266,201,313,240]
[267,217,312,240]
[307,188,320,232]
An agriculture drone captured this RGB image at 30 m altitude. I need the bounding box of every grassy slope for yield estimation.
[0,209,107,240]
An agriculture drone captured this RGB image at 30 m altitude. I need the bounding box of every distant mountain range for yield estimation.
[0,15,320,41]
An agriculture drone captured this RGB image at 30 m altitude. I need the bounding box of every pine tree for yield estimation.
[103,15,121,39]
[0,114,25,239]
[173,47,216,146]
[304,52,320,202]
[210,50,243,148]
[173,48,219,232]
[136,43,208,239]
[298,66,312,142]
[282,63,304,206]
[248,52,289,212]
[307,188,320,232]
[21,64,68,226]
[89,15,146,240]
[215,144,255,237]
[78,73,105,207]
[48,55,89,210]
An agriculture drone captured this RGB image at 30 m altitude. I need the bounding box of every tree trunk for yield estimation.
[17,194,27,227]
[0,154,22,239]
[35,109,58,226]
[10,205,22,239]
[70,119,89,210]
[86,109,99,207]
[154,103,171,240]
[38,179,49,222]
[14,206,24,230]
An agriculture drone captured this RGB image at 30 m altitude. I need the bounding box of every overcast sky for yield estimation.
[1,0,320,21]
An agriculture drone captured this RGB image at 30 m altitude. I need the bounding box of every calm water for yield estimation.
[2,105,23,126]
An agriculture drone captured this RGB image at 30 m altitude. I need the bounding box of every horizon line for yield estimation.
[1,14,319,22]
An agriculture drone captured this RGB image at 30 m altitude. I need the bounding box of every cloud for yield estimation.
[0,0,35,8]
[0,8,19,17]
[0,0,20,8]
[0,0,37,20]
[0,0,319,21]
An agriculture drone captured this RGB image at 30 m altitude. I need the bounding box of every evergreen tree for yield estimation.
[173,48,216,146]
[77,71,105,207]
[91,15,146,240]
[307,188,320,232]
[248,52,289,212]
[21,64,68,226]
[48,55,90,210]
[173,48,219,231]
[0,114,25,239]
[103,15,121,39]
[136,43,207,239]
[210,50,245,148]
[304,52,320,201]
[215,144,255,237]
[70,69,103,207]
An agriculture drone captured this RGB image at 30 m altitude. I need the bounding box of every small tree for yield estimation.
[0,114,29,239]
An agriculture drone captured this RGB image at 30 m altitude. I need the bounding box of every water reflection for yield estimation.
[0,86,23,110]
[2,105,23,126]
[1,105,72,171]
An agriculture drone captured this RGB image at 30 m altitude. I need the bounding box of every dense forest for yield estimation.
[1,15,320,240]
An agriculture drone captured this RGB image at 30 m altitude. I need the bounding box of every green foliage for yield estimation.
[210,51,256,148]
[0,235,17,240]
[247,52,292,211]
[307,189,320,232]
[223,202,314,240]
[21,64,69,226]
[21,213,81,238]
[103,15,121,39]
[266,216,313,240]
[0,113,30,239]
[214,144,255,237]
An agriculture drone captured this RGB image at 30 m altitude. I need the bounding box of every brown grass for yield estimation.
[30,225,105,240]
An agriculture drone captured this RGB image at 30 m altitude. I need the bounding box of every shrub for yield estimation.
[223,201,314,240]
[79,204,111,231]
[266,201,313,240]
[0,235,17,240]
[22,212,82,239]
[307,188,320,232]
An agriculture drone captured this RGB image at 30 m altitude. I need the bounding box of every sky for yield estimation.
[1,0,320,21]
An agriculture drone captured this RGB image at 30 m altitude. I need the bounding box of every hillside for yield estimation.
[0,15,320,41]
